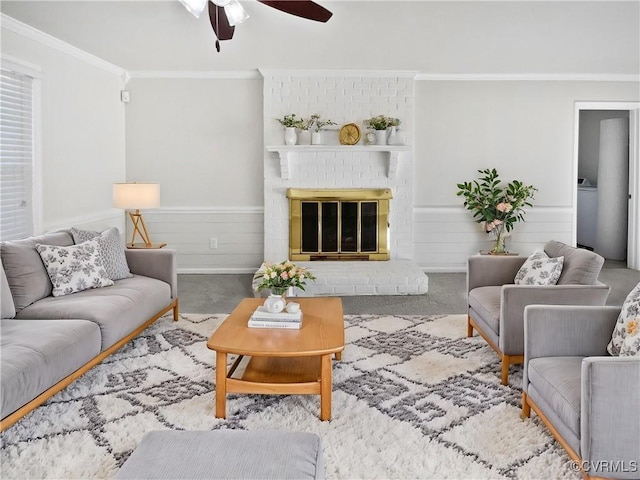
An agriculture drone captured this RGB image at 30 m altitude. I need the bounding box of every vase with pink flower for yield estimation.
[253,261,316,313]
[457,168,537,254]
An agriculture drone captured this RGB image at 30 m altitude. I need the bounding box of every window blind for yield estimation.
[1,67,34,241]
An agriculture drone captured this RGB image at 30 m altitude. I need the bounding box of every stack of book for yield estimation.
[248,306,303,329]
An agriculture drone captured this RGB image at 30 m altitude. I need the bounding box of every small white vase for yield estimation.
[284,127,297,146]
[264,294,286,313]
[375,129,387,146]
[387,126,403,146]
[298,129,311,145]
[311,131,322,145]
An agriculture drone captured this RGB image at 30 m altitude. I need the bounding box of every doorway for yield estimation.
[573,102,640,270]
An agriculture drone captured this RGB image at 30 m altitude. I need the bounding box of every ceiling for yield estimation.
[1,1,639,73]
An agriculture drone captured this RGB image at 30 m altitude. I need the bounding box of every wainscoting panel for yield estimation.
[136,208,264,273]
[130,206,573,274]
[413,207,573,272]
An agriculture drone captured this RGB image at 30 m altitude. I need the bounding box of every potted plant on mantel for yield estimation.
[308,114,337,145]
[363,115,401,145]
[297,116,314,145]
[456,168,537,254]
[276,114,303,145]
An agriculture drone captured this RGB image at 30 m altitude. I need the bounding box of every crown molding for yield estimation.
[259,69,419,79]
[1,14,126,78]
[416,73,640,82]
[119,70,639,83]
[128,70,262,80]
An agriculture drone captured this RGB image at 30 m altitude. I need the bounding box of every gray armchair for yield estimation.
[467,240,610,384]
[522,305,640,479]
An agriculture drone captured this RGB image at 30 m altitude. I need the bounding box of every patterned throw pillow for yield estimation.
[71,227,132,281]
[514,250,564,286]
[36,240,114,297]
[607,282,640,356]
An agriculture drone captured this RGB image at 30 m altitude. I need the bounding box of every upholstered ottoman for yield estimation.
[115,430,324,479]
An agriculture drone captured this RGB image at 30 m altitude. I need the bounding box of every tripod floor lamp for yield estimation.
[113,183,166,249]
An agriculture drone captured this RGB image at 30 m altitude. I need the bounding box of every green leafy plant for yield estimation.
[308,114,337,132]
[456,169,537,254]
[364,115,401,131]
[253,261,316,295]
[298,116,315,131]
[276,114,303,128]
[456,168,537,233]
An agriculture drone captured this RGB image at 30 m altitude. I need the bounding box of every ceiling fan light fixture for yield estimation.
[224,0,249,26]
[179,0,208,18]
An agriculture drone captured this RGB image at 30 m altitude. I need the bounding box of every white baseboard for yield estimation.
[178,267,259,275]
[420,266,467,273]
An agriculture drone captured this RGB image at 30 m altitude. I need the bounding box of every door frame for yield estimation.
[573,101,640,270]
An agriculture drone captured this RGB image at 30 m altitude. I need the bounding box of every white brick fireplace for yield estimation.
[260,69,428,295]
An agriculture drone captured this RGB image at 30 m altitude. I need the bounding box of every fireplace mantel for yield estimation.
[266,145,411,180]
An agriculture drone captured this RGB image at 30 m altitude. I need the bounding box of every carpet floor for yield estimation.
[1,314,580,479]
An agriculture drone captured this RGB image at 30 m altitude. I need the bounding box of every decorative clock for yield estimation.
[338,123,361,145]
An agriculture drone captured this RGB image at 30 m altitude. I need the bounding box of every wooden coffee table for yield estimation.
[207,297,345,421]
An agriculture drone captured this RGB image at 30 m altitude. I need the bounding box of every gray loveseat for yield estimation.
[522,305,640,479]
[0,230,179,430]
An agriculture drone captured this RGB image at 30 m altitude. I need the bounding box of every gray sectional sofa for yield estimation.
[0,230,179,430]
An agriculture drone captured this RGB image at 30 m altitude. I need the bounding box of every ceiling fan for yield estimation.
[179,0,333,52]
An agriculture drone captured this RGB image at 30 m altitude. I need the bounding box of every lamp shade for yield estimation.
[113,183,160,210]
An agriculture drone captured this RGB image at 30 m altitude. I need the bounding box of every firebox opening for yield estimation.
[287,188,392,261]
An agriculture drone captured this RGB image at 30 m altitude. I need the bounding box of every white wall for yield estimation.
[129,76,639,272]
[1,20,127,233]
[124,76,264,271]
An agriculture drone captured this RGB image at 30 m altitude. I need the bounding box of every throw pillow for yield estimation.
[36,240,114,297]
[544,240,604,285]
[0,232,74,311]
[514,250,564,286]
[71,227,132,281]
[608,282,640,356]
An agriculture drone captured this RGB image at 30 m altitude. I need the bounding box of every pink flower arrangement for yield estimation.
[254,260,316,295]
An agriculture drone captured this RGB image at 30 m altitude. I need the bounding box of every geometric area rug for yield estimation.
[0,313,581,479]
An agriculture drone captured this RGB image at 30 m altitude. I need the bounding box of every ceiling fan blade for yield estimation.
[258,1,333,22]
[208,2,235,41]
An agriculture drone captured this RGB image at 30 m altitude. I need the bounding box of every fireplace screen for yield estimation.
[287,189,391,261]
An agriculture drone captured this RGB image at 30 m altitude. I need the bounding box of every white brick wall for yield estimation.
[262,70,415,263]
